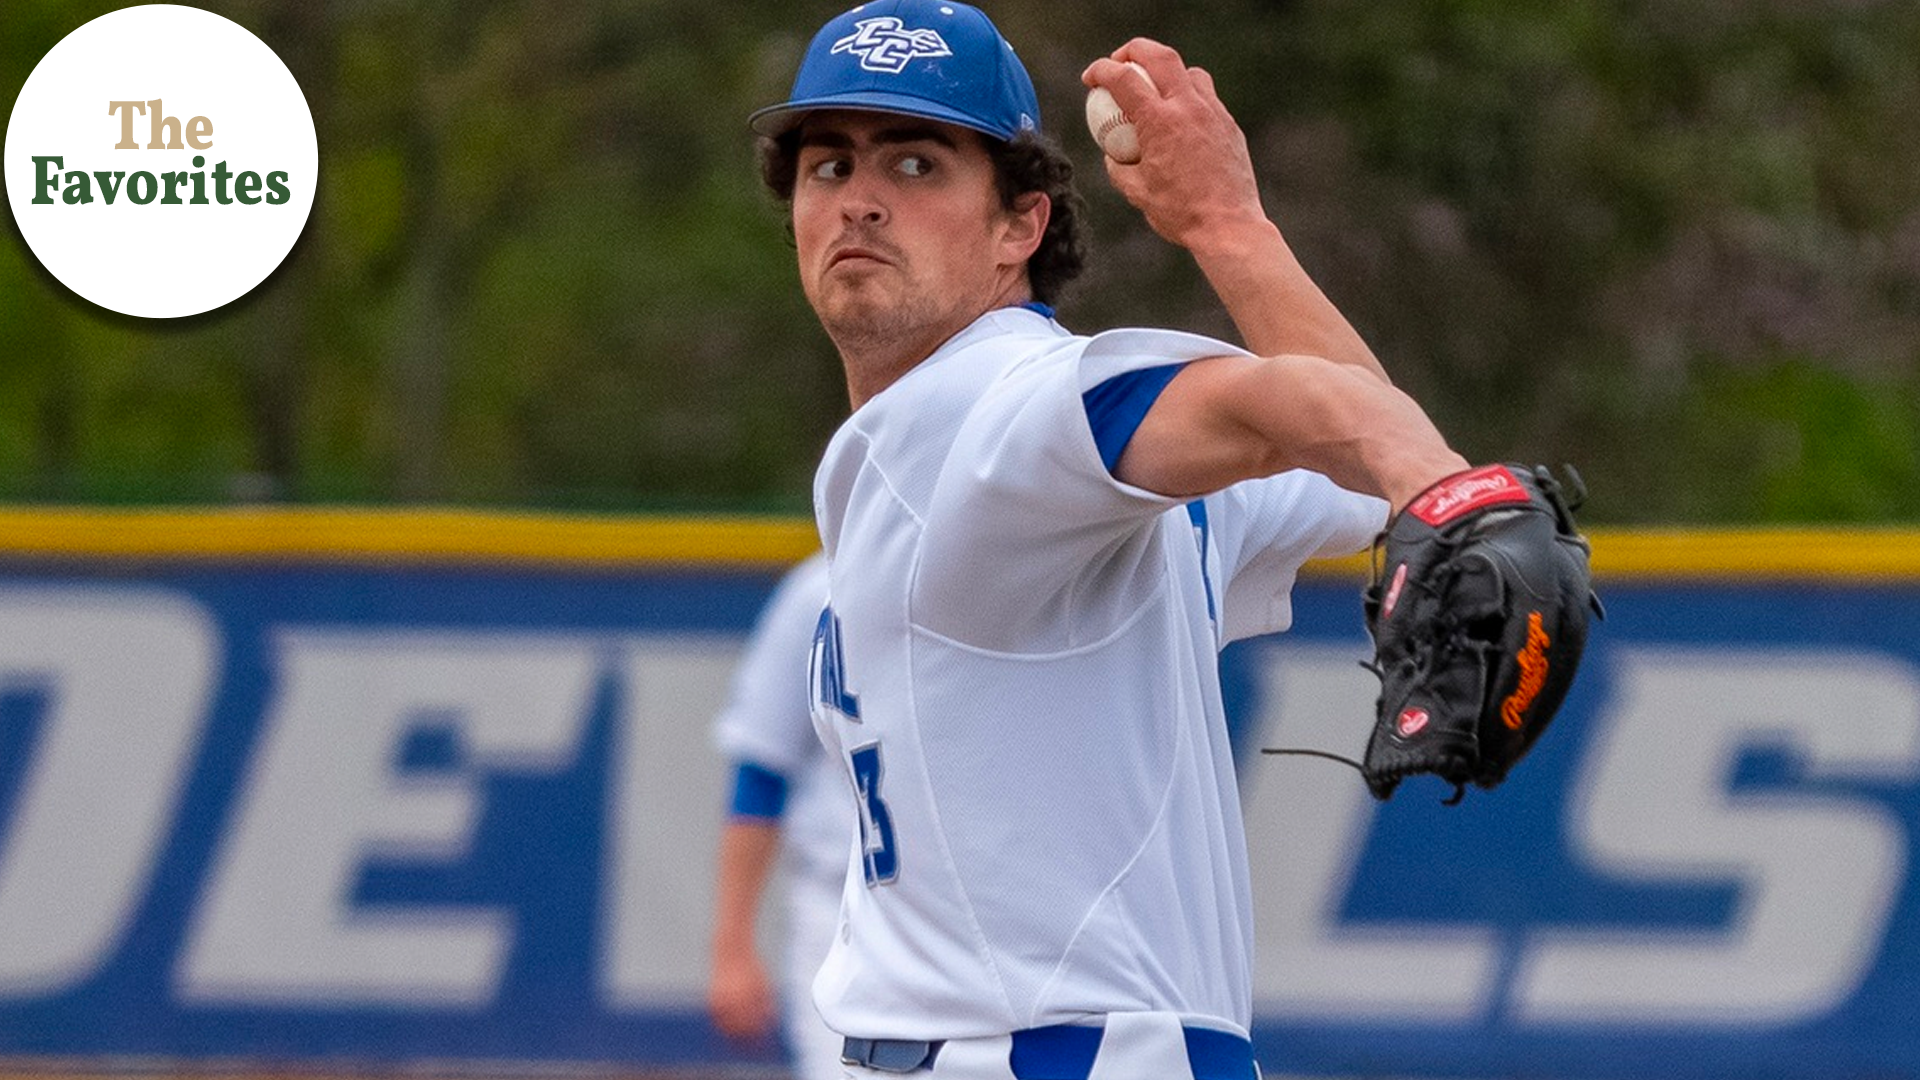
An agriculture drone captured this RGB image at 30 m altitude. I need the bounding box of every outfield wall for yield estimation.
[0,509,1916,1079]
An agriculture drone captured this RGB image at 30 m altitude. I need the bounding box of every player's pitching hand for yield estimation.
[1081,38,1266,252]
[708,950,777,1042]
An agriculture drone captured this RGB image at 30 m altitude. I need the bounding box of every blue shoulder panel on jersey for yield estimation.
[1081,362,1189,474]
[727,760,790,820]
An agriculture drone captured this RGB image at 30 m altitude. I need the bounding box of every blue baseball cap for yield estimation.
[750,0,1040,142]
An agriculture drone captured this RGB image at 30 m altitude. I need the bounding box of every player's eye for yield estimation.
[807,157,852,181]
[896,155,934,177]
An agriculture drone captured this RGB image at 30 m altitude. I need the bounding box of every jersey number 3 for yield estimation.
[849,743,899,885]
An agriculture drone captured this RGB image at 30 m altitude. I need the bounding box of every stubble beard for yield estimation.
[815,275,953,370]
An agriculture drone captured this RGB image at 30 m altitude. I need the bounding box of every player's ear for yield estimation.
[998,190,1049,266]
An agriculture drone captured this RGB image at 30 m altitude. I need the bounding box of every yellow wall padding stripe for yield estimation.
[1583,527,1920,580]
[0,508,1916,580]
[0,506,820,568]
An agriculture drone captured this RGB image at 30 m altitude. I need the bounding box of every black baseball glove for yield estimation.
[1358,463,1601,802]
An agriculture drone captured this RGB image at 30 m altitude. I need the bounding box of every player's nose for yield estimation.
[837,167,888,227]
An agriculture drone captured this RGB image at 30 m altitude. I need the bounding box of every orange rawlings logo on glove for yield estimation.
[1501,611,1552,731]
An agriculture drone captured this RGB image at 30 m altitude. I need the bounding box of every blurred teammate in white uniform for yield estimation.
[749,2,1474,1077]
[709,552,851,1080]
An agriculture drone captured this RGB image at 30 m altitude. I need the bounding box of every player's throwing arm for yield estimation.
[1083,43,1602,800]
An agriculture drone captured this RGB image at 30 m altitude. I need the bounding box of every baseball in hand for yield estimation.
[1085,61,1155,164]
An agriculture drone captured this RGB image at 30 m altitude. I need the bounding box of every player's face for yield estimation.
[790,111,1043,369]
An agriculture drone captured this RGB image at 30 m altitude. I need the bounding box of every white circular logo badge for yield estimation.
[4,4,318,318]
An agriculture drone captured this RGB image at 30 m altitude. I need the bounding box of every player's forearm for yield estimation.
[1241,356,1465,510]
[710,820,781,956]
[1185,216,1388,382]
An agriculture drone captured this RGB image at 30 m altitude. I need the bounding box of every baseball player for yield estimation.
[749,2,1479,1077]
[708,551,852,1080]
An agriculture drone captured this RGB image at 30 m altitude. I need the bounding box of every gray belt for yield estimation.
[841,1036,943,1072]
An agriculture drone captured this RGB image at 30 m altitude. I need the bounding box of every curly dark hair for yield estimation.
[758,127,1087,306]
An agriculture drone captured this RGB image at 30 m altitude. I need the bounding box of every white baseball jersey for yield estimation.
[807,306,1385,1041]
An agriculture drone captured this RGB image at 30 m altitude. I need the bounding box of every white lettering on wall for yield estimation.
[601,639,740,1007]
[177,630,600,1006]
[0,588,218,997]
[1512,649,1920,1024]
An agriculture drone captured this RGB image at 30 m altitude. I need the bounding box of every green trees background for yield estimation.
[5,0,1918,523]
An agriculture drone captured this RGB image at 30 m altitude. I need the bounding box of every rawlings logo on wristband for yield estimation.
[1408,465,1530,526]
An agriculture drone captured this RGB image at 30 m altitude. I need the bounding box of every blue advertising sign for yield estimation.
[0,513,1915,1080]
[0,560,790,1066]
[1239,579,1920,1080]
